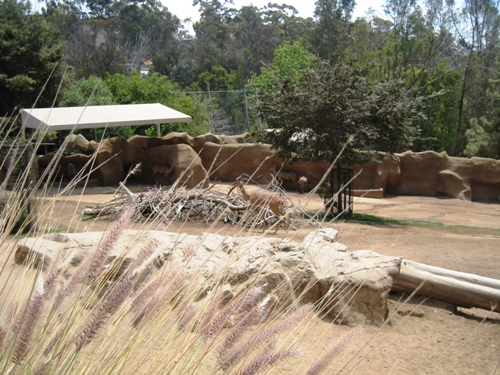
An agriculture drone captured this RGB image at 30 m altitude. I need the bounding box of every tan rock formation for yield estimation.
[95,150,124,186]
[144,144,208,187]
[15,228,402,326]
[99,137,145,167]
[42,134,500,201]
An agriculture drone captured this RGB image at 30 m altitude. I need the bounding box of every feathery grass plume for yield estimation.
[130,268,184,327]
[217,305,265,371]
[174,276,204,331]
[86,207,135,280]
[306,326,364,375]
[76,274,136,350]
[11,269,61,363]
[203,287,261,341]
[33,360,50,375]
[129,239,158,272]
[42,261,63,300]
[52,207,135,308]
[0,327,6,351]
[197,289,223,334]
[12,291,44,362]
[220,304,313,370]
[235,341,302,375]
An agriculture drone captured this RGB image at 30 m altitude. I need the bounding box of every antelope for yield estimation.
[270,164,297,188]
[232,179,287,231]
[151,162,174,185]
[297,176,308,194]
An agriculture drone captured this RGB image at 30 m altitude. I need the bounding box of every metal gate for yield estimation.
[324,167,353,219]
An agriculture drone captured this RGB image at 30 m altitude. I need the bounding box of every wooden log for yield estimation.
[392,259,500,313]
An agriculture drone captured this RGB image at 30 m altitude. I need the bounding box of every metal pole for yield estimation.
[207,82,214,133]
[255,87,262,131]
[243,86,250,132]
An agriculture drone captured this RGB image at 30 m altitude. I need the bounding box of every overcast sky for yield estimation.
[162,0,387,34]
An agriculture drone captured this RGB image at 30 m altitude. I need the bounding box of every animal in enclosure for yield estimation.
[232,179,287,231]
[151,162,174,185]
[66,163,77,179]
[125,162,142,184]
[297,176,308,194]
[270,164,297,188]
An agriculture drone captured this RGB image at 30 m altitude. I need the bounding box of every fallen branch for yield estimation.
[392,259,500,313]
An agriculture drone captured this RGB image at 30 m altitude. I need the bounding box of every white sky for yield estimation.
[162,0,387,35]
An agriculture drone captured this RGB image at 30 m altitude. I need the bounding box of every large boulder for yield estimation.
[144,144,208,187]
[14,228,401,326]
[350,154,401,191]
[96,150,124,186]
[128,135,173,151]
[393,151,500,201]
[42,133,500,202]
[395,151,451,196]
[65,134,98,154]
[446,156,500,201]
[99,137,145,167]
[161,132,194,147]
[198,142,331,190]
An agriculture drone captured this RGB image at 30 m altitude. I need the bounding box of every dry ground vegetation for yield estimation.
[1,149,499,375]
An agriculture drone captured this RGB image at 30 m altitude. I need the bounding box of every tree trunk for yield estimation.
[392,259,500,313]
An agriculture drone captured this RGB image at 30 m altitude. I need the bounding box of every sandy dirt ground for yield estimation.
[5,183,500,374]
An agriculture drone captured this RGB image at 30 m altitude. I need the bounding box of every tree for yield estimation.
[104,72,211,136]
[0,0,65,116]
[451,0,500,154]
[190,0,232,76]
[57,75,130,139]
[464,58,500,158]
[254,60,426,166]
[114,0,181,75]
[249,41,315,94]
[230,5,280,83]
[310,0,355,62]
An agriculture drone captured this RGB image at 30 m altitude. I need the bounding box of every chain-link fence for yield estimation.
[185,86,262,135]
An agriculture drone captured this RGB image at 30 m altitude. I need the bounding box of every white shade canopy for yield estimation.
[21,103,192,134]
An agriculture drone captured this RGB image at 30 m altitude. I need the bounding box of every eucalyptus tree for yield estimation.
[114,0,181,75]
[310,0,356,63]
[0,0,65,117]
[191,0,233,77]
[452,0,500,154]
[230,5,281,83]
[261,3,315,45]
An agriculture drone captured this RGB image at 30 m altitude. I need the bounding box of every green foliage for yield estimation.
[412,59,462,153]
[309,0,355,62]
[105,72,211,136]
[250,41,315,94]
[463,57,500,159]
[0,0,65,116]
[198,65,231,90]
[464,117,500,159]
[255,60,425,165]
[58,75,134,139]
[59,75,115,107]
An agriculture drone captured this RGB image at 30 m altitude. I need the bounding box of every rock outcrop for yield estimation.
[52,134,500,202]
[15,228,401,326]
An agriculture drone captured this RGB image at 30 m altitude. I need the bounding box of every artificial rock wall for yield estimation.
[38,132,500,202]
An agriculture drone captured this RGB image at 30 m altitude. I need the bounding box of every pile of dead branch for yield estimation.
[82,182,322,230]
